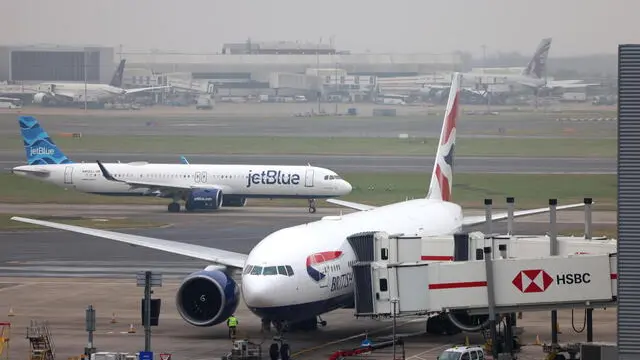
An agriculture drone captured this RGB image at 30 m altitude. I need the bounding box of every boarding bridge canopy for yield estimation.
[349,232,617,319]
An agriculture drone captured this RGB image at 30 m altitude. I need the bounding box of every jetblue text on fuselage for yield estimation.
[30,147,54,156]
[246,169,301,188]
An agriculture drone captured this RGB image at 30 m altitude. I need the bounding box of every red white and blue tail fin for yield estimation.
[427,72,461,202]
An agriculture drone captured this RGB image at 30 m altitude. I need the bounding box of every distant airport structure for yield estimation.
[0,42,462,100]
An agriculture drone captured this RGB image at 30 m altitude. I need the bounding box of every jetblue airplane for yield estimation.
[11,116,352,213]
[12,73,585,358]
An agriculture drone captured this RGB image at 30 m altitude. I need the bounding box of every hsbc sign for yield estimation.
[512,269,592,293]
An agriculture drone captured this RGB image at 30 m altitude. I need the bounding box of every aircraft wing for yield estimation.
[10,216,247,268]
[462,202,586,227]
[325,198,377,211]
[11,167,50,176]
[124,86,172,95]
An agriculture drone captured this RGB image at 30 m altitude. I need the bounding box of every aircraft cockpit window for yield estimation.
[285,265,294,276]
[334,175,341,179]
[277,266,287,275]
[263,266,277,275]
[243,265,253,275]
[324,175,329,180]
[250,266,263,275]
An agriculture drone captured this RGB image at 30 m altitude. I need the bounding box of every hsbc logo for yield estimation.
[513,269,593,293]
[512,269,554,293]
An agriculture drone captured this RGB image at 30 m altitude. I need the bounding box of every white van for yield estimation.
[437,346,485,360]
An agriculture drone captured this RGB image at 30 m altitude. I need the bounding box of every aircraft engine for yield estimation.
[426,310,491,335]
[222,196,247,207]
[185,188,223,211]
[175,269,240,327]
[32,93,48,104]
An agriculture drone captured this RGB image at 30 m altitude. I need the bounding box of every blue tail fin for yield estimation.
[19,116,73,165]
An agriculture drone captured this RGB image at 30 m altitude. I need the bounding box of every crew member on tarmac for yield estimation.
[227,315,239,339]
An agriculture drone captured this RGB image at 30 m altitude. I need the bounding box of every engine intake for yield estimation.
[222,196,247,207]
[175,270,240,327]
[185,188,223,211]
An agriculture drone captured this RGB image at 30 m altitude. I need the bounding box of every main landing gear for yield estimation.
[262,317,327,360]
[168,202,181,213]
[308,199,317,213]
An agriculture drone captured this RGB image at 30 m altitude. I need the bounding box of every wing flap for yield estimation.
[326,198,377,211]
[462,202,585,227]
[10,216,247,268]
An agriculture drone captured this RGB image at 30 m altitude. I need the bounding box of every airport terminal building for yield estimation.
[0,42,463,101]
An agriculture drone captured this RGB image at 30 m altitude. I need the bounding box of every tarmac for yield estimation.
[0,103,618,359]
[0,205,617,360]
[0,104,616,139]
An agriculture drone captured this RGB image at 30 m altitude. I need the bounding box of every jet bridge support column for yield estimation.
[584,197,593,240]
[549,198,559,345]
[506,197,515,235]
[483,246,499,360]
[484,199,493,237]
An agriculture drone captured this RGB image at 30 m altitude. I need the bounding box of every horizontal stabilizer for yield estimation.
[326,198,376,211]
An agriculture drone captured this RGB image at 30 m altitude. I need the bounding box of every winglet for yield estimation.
[96,160,119,182]
[180,156,190,165]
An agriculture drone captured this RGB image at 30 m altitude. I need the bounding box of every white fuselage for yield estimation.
[36,83,129,103]
[241,199,463,321]
[12,163,351,199]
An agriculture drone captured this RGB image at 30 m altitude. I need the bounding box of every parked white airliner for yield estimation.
[11,115,352,213]
[12,73,585,358]
[32,59,170,106]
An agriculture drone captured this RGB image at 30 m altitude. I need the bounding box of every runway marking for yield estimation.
[291,318,425,357]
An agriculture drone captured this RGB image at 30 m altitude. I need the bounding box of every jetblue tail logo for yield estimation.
[306,251,342,282]
[19,116,73,165]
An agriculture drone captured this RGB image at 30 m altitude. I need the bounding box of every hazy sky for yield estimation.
[2,0,636,57]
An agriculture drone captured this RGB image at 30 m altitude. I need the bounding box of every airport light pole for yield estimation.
[481,44,491,114]
[391,298,399,360]
[83,49,88,111]
[317,37,322,115]
[334,62,339,115]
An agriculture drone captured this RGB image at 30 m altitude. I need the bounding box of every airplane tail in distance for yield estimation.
[18,116,73,165]
[521,38,552,79]
[426,72,461,202]
[109,59,126,87]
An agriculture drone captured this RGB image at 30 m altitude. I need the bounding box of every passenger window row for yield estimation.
[244,265,294,276]
[323,175,342,180]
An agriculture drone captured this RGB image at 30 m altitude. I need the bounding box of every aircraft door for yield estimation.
[64,166,73,184]
[304,168,314,187]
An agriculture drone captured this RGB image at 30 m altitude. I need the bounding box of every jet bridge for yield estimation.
[348,231,617,321]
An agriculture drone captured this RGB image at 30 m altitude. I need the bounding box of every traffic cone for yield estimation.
[7,307,14,317]
[127,323,136,333]
[534,335,542,346]
[110,312,117,324]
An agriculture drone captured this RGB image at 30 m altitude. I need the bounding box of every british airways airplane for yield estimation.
[11,116,352,213]
[12,73,584,359]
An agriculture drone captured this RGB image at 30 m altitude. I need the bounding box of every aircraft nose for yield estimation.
[341,180,353,194]
[241,275,275,308]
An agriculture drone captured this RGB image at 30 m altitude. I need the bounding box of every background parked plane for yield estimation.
[11,116,352,213]
[31,59,170,106]
[11,73,585,357]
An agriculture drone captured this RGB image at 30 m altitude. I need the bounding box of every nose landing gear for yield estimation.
[308,199,317,213]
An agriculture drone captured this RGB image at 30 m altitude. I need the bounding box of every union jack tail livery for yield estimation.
[426,72,461,202]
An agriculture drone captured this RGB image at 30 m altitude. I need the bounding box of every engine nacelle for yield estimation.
[222,196,247,207]
[185,188,223,211]
[175,270,240,327]
[32,93,49,104]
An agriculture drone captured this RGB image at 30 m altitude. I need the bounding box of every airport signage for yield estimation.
[136,272,163,287]
[246,169,301,188]
[139,351,153,360]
